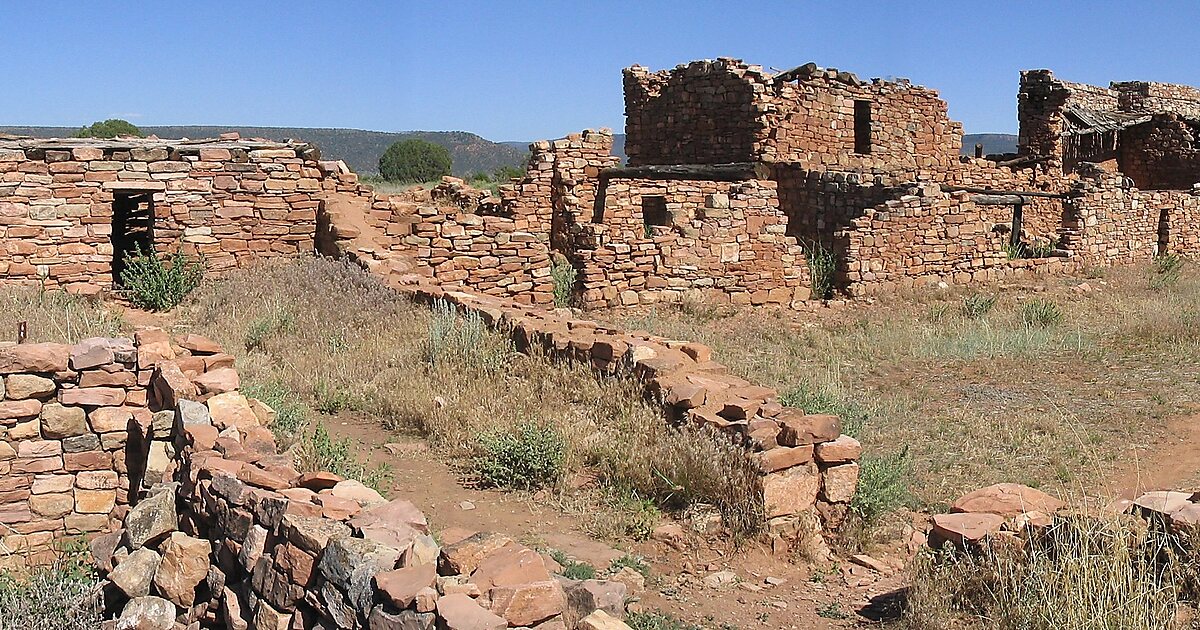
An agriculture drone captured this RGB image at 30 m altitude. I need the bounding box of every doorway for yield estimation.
[111,192,155,286]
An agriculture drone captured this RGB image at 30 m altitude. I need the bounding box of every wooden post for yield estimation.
[17,321,27,344]
[975,143,984,159]
[1010,198,1025,249]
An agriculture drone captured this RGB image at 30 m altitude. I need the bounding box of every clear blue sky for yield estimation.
[5,1,1199,141]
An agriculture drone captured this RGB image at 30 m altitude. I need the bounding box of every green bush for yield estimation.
[1150,253,1184,290]
[850,446,913,526]
[550,255,577,308]
[475,421,566,490]
[804,240,837,300]
[961,293,997,319]
[73,118,141,139]
[610,553,651,578]
[241,380,308,445]
[378,139,452,183]
[780,383,869,437]
[422,299,512,373]
[1021,298,1063,327]
[119,247,204,311]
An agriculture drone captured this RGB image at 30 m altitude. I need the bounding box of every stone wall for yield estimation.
[840,185,1079,295]
[0,329,237,565]
[570,178,810,308]
[1118,115,1200,190]
[0,137,322,294]
[1114,81,1200,119]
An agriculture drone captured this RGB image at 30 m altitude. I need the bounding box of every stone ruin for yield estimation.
[4,57,1200,626]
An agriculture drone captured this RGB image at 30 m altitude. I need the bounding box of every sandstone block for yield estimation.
[75,488,117,514]
[762,462,819,518]
[814,435,862,464]
[820,463,860,503]
[776,412,841,446]
[4,374,55,399]
[951,483,1064,518]
[153,531,212,607]
[111,547,162,598]
[116,595,175,630]
[437,593,507,630]
[59,387,125,407]
[124,487,176,549]
[40,403,88,438]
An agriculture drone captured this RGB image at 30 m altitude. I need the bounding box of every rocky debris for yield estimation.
[951,483,1064,517]
[115,596,175,630]
[579,609,634,630]
[109,547,162,598]
[930,512,1006,548]
[124,487,177,549]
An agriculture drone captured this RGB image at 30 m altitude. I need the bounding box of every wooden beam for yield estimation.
[943,185,1069,199]
[974,194,1026,205]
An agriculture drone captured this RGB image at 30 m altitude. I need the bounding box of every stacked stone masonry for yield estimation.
[8,60,1200,304]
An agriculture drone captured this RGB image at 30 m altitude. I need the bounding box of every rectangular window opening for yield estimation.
[854,100,872,155]
[111,192,155,286]
[642,195,669,237]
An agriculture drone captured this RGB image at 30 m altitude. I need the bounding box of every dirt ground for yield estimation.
[325,413,910,629]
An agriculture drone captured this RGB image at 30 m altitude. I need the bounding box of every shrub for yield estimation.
[119,247,204,311]
[1021,298,1063,327]
[849,446,913,526]
[492,165,526,182]
[550,255,577,308]
[475,421,566,490]
[73,118,141,139]
[378,139,452,183]
[1150,253,1184,290]
[0,540,103,630]
[422,299,512,373]
[961,293,997,319]
[780,383,870,438]
[804,240,838,300]
[244,303,296,351]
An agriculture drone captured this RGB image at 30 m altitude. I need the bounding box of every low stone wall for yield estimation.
[401,285,859,537]
[572,178,811,308]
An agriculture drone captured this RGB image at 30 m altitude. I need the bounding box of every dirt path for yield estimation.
[1111,409,1200,498]
[323,412,909,629]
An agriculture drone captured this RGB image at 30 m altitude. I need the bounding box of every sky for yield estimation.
[5,1,1200,141]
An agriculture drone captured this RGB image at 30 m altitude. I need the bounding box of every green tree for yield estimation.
[378,139,452,183]
[73,119,142,139]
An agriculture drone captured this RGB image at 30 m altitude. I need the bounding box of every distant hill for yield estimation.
[962,133,1019,156]
[0,125,528,177]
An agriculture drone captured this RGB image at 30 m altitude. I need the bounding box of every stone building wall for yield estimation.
[1115,81,1200,119]
[570,178,810,308]
[1118,114,1200,190]
[764,67,963,173]
[839,185,1079,295]
[0,138,321,294]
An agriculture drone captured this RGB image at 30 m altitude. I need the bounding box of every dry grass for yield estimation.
[599,264,1200,514]
[0,541,103,630]
[0,288,126,344]
[906,514,1198,630]
[178,257,765,535]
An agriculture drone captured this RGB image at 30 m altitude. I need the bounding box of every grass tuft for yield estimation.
[119,247,204,311]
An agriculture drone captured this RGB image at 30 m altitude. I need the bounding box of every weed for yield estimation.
[297,423,392,492]
[961,293,997,319]
[240,381,308,445]
[118,246,204,311]
[1021,298,1063,327]
[816,602,849,620]
[1150,253,1184,290]
[423,299,512,373]
[475,421,566,490]
[610,554,651,578]
[0,540,102,630]
[849,446,913,526]
[906,516,1187,630]
[549,550,596,580]
[244,303,296,351]
[0,288,124,343]
[780,383,870,438]
[626,610,702,630]
[804,240,838,300]
[550,254,577,308]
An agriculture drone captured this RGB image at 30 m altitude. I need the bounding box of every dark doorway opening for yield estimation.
[853,100,872,155]
[641,195,669,237]
[1157,206,1171,254]
[111,193,155,286]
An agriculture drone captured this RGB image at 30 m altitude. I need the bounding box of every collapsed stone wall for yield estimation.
[0,137,323,293]
[571,178,810,308]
